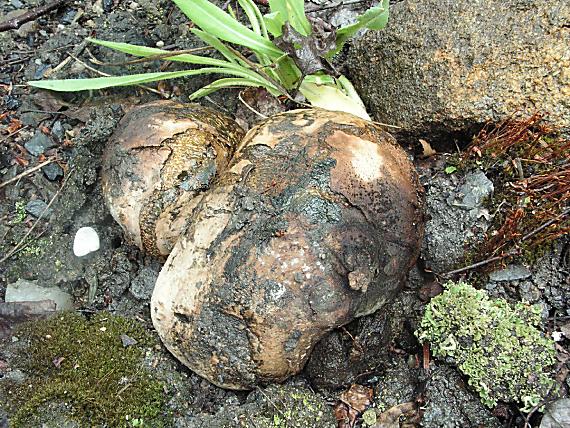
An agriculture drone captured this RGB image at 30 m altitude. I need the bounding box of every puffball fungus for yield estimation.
[101,101,245,257]
[151,109,425,389]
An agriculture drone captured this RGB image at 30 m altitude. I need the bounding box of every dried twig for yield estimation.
[443,208,569,277]
[442,250,519,277]
[0,158,56,190]
[238,92,268,119]
[0,0,69,32]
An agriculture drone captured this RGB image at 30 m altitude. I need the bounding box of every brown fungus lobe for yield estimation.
[151,109,425,389]
[101,101,245,257]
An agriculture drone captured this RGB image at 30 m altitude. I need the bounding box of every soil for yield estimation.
[0,1,568,427]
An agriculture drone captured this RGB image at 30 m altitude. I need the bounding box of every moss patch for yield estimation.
[416,281,556,412]
[3,312,168,427]
[450,114,569,272]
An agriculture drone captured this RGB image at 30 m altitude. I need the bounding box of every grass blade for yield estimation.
[28,67,278,92]
[87,37,232,67]
[329,0,389,57]
[268,0,311,36]
[237,0,262,35]
[189,77,273,99]
[190,29,245,66]
[173,0,283,57]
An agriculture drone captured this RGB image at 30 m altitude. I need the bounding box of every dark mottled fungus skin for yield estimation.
[101,100,244,257]
[151,108,425,390]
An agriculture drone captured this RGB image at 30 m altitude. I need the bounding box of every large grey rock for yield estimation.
[5,279,73,311]
[347,0,570,144]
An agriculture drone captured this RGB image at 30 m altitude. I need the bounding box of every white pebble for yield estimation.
[156,40,164,48]
[73,227,100,257]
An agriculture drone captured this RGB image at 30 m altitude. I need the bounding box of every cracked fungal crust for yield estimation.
[151,108,425,390]
[101,100,244,257]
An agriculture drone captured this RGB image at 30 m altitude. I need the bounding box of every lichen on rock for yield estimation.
[416,281,556,411]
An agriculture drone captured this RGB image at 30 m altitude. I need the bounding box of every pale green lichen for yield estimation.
[416,281,556,412]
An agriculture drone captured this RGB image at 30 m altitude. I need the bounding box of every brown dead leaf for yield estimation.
[419,139,436,158]
[39,125,50,135]
[340,384,374,412]
[373,402,416,428]
[334,401,351,428]
[14,156,29,167]
[7,118,22,134]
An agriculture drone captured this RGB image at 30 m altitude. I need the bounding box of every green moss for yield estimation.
[10,201,26,225]
[416,282,556,412]
[3,312,168,427]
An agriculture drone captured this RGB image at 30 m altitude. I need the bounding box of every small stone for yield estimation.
[33,64,50,80]
[24,131,54,156]
[129,1,139,10]
[449,170,494,210]
[60,9,77,24]
[3,95,20,110]
[242,197,255,211]
[34,58,42,65]
[156,40,165,48]
[25,199,51,218]
[10,0,24,8]
[51,121,65,141]
[42,162,64,181]
[103,0,114,12]
[84,19,96,28]
[73,227,100,257]
[120,334,138,347]
[3,369,26,383]
[92,0,104,14]
[489,265,532,282]
[16,21,35,38]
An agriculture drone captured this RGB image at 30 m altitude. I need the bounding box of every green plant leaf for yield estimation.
[299,78,370,120]
[190,29,245,66]
[190,77,276,99]
[28,67,277,92]
[237,0,262,36]
[264,11,285,37]
[173,0,283,57]
[87,38,230,67]
[28,70,215,91]
[445,166,457,174]
[268,0,311,36]
[88,37,276,90]
[328,0,389,57]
